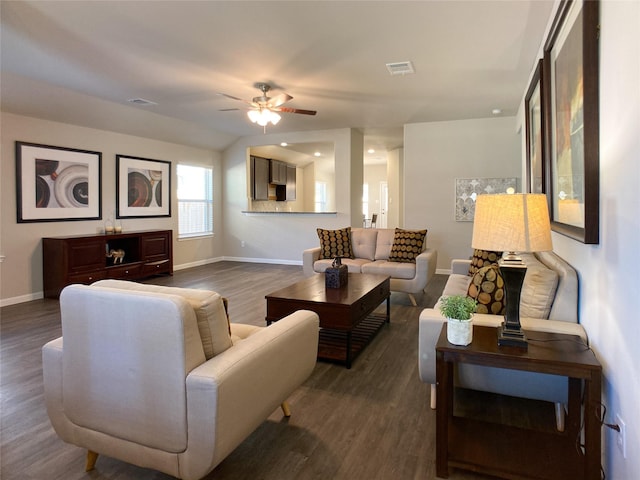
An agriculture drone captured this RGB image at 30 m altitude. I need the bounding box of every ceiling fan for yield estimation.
[219,83,316,129]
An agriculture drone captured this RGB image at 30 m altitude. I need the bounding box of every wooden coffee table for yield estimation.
[265,273,390,368]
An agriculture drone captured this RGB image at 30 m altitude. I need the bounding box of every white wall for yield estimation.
[0,113,222,305]
[364,164,386,225]
[221,128,363,263]
[403,117,521,271]
[538,1,640,477]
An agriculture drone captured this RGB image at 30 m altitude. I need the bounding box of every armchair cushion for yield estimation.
[351,228,378,260]
[93,280,232,359]
[317,227,354,259]
[519,253,559,319]
[388,228,427,263]
[374,229,396,260]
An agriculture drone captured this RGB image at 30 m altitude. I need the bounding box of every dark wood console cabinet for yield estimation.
[43,229,173,298]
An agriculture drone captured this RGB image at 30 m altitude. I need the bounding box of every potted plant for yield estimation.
[439,295,477,346]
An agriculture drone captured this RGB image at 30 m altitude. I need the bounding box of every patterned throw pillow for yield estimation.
[467,264,506,315]
[388,228,427,263]
[468,249,503,276]
[317,227,354,260]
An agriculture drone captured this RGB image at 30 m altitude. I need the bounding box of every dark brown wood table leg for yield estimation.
[584,372,602,480]
[436,350,451,478]
[386,294,390,323]
[346,331,352,369]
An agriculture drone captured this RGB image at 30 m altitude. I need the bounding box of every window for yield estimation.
[177,164,213,238]
[315,181,327,212]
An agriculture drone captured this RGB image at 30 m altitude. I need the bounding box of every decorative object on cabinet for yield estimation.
[116,155,171,218]
[15,141,102,223]
[42,230,173,298]
[543,0,599,244]
[454,177,517,221]
[525,59,545,194]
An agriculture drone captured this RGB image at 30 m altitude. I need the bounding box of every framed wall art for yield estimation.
[455,177,517,222]
[116,155,171,218]
[525,59,544,194]
[16,141,102,223]
[543,0,600,244]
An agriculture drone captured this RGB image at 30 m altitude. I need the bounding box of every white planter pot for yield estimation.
[447,318,473,346]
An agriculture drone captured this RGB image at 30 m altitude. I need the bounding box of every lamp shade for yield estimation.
[472,194,552,253]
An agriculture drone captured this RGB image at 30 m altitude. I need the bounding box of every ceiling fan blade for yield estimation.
[218,92,254,106]
[275,106,317,116]
[270,93,293,108]
[218,108,240,112]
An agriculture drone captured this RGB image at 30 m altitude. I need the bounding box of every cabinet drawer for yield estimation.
[68,270,106,285]
[106,263,142,279]
[141,259,171,276]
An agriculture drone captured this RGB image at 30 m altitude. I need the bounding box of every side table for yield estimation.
[436,324,602,480]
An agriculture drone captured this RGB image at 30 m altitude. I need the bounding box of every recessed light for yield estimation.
[367,149,375,154]
[492,108,502,115]
[314,152,321,157]
[280,142,288,147]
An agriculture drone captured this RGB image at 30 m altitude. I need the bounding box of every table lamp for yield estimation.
[471,193,552,348]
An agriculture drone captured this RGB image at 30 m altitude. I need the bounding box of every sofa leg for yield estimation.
[555,403,565,432]
[281,401,292,417]
[86,450,98,471]
[408,293,417,307]
[430,384,437,409]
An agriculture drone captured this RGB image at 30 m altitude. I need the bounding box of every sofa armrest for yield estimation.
[302,247,321,276]
[182,310,319,478]
[451,259,471,275]
[415,248,438,286]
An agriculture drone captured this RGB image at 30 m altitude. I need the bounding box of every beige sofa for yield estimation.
[303,227,437,306]
[418,251,586,431]
[42,280,319,480]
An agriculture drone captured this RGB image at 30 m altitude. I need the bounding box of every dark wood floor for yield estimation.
[1,262,551,480]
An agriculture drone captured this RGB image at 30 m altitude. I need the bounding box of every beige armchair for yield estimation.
[42,281,319,479]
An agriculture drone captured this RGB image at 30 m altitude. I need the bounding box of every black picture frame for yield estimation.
[525,59,545,194]
[543,0,600,244]
[116,155,171,218]
[16,141,102,223]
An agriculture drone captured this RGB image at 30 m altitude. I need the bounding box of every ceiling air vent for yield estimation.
[385,61,415,76]
[127,98,157,106]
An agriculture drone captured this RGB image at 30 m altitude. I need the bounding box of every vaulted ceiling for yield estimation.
[1,1,553,157]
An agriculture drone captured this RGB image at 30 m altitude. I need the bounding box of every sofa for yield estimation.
[303,227,437,306]
[42,280,319,480]
[418,250,586,431]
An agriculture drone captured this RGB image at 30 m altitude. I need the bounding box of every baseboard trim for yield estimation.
[1,291,44,307]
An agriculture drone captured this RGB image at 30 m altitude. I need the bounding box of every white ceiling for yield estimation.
[0,1,554,160]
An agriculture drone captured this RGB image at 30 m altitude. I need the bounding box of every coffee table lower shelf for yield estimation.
[318,314,387,367]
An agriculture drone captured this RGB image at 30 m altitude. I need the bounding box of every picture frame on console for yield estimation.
[15,141,102,223]
[525,59,544,194]
[543,0,600,244]
[116,155,171,219]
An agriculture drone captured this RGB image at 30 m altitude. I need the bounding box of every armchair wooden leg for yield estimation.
[430,384,437,409]
[281,401,291,417]
[86,450,99,471]
[408,293,417,307]
[555,403,566,432]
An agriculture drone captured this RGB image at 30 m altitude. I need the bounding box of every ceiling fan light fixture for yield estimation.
[248,108,281,127]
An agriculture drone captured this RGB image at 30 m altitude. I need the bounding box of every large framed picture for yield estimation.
[16,141,102,223]
[116,155,171,218]
[543,0,600,244]
[525,59,544,194]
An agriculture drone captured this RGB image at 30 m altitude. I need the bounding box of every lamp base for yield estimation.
[497,322,528,348]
